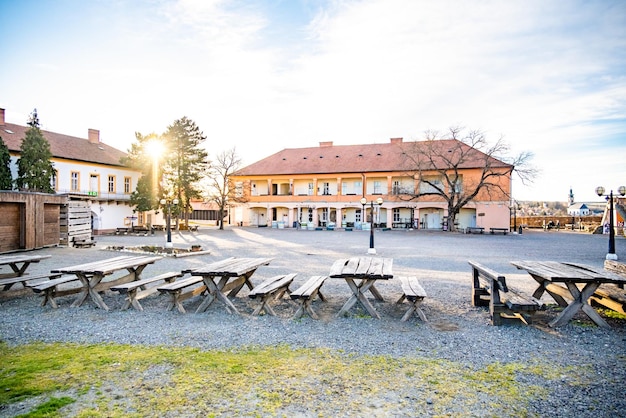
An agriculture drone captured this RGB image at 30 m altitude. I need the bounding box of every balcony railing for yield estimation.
[56,189,131,200]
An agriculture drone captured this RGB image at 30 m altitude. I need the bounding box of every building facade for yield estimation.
[231,138,512,231]
[0,108,141,234]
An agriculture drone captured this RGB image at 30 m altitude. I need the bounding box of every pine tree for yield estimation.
[0,136,13,190]
[161,117,209,227]
[16,109,55,193]
[124,118,209,225]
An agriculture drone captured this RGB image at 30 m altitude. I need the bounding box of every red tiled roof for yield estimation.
[235,139,512,176]
[0,122,127,166]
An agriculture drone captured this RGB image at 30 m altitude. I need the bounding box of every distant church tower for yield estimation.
[568,187,575,206]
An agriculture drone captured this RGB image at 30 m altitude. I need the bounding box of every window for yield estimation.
[453,178,463,194]
[89,174,99,196]
[419,177,443,194]
[373,181,382,194]
[322,182,330,195]
[342,182,348,195]
[356,209,362,223]
[320,208,328,222]
[108,175,115,193]
[354,181,362,195]
[392,180,400,195]
[51,171,58,191]
[393,208,400,222]
[71,172,79,191]
[308,208,313,222]
[308,183,314,196]
[124,177,131,194]
[235,181,243,198]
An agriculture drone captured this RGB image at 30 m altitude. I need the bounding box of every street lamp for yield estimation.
[595,186,626,260]
[360,197,384,254]
[160,198,179,249]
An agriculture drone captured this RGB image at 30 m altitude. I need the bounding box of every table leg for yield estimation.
[368,284,384,301]
[549,282,609,328]
[531,276,569,307]
[196,276,219,313]
[1,262,30,290]
[227,271,255,297]
[88,274,109,310]
[336,278,380,319]
[197,276,242,314]
[71,274,91,307]
[214,276,241,315]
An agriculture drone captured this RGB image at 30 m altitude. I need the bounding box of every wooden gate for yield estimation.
[0,202,22,252]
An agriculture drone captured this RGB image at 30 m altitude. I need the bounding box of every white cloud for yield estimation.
[1,0,624,202]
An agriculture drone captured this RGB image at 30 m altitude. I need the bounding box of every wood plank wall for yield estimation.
[0,191,67,253]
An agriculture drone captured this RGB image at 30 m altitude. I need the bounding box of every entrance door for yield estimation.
[429,212,441,229]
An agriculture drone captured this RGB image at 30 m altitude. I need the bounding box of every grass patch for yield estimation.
[0,342,593,417]
[598,308,626,320]
[16,396,74,418]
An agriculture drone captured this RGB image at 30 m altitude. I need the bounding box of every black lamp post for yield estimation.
[160,198,179,249]
[360,197,384,254]
[595,186,626,260]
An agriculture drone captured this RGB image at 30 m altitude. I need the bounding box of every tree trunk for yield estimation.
[447,206,458,232]
[219,207,224,230]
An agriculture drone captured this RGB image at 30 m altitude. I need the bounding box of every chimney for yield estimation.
[319,141,333,147]
[390,137,403,144]
[88,129,100,144]
[0,108,5,126]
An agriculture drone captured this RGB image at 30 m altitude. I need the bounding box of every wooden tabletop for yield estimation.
[0,254,51,265]
[511,260,626,284]
[330,257,393,279]
[51,255,162,275]
[182,257,273,276]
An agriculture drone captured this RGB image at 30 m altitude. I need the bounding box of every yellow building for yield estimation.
[231,138,513,231]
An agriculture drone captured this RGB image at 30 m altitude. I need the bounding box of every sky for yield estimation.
[1,0,625,202]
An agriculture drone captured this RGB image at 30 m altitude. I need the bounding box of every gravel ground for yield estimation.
[1,227,625,416]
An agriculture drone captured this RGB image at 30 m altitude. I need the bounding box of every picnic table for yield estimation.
[177,257,273,314]
[511,260,626,328]
[51,255,162,310]
[0,254,52,290]
[330,257,393,319]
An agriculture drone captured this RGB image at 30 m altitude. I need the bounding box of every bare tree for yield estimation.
[401,127,536,231]
[206,148,245,230]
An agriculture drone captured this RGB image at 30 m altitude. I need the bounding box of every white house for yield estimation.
[567,203,590,216]
[1,108,141,234]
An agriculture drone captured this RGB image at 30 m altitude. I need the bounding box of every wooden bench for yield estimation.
[157,275,207,313]
[466,227,484,234]
[73,238,96,248]
[290,276,328,319]
[0,273,64,292]
[490,228,509,235]
[110,271,183,311]
[589,260,626,314]
[115,227,129,235]
[469,260,543,325]
[28,275,82,308]
[395,276,428,322]
[248,273,296,316]
[132,226,150,236]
